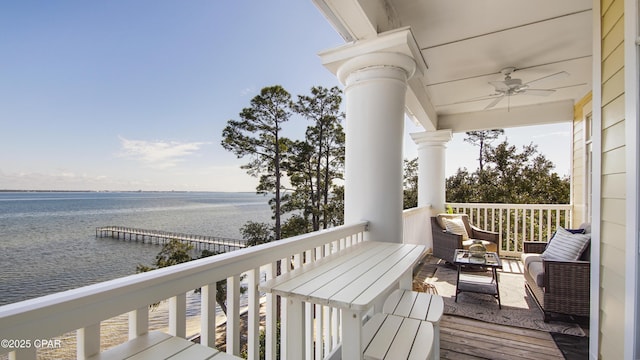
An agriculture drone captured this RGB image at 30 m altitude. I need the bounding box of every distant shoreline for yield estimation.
[0,189,256,193]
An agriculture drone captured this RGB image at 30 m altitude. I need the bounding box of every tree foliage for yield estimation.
[446,140,570,204]
[221,85,292,240]
[240,221,275,247]
[223,85,346,243]
[463,129,505,171]
[403,158,418,209]
[284,86,345,233]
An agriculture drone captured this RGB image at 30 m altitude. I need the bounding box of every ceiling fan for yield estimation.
[476,67,569,110]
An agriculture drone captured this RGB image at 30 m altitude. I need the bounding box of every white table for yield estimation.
[259,241,426,360]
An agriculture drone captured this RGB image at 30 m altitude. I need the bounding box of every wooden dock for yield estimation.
[96,226,247,253]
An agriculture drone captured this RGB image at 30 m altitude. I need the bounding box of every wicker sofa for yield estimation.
[431,214,499,264]
[521,226,591,322]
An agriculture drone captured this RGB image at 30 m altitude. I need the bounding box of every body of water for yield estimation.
[0,191,272,306]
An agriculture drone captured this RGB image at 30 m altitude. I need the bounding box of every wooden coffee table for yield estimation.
[453,249,503,309]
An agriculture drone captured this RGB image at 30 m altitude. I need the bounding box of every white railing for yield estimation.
[447,203,572,257]
[402,205,432,249]
[0,222,368,360]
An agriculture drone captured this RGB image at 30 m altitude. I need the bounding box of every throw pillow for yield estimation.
[541,227,590,261]
[442,217,469,240]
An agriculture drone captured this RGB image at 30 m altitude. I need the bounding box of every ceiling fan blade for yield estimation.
[484,95,504,110]
[521,89,555,96]
[439,94,501,106]
[524,71,569,87]
[489,81,510,92]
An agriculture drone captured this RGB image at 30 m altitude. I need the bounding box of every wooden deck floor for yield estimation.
[418,257,567,359]
[439,315,565,359]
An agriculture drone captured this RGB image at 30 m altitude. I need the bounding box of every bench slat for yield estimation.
[166,342,220,359]
[364,314,403,359]
[408,322,434,360]
[127,336,194,360]
[387,317,421,359]
[363,313,434,360]
[88,332,172,360]
[88,331,242,360]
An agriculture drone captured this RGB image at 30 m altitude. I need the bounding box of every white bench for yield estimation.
[383,289,444,359]
[88,331,242,360]
[362,313,434,360]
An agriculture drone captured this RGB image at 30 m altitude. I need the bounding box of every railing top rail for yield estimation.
[0,221,368,342]
[446,203,571,210]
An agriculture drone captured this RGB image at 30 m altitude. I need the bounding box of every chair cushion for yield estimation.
[462,239,497,253]
[442,217,470,240]
[541,227,591,261]
[528,260,545,287]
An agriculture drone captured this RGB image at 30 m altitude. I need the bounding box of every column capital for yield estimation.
[319,27,425,84]
[337,52,416,85]
[410,130,453,147]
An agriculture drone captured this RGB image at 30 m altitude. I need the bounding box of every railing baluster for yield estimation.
[248,268,260,360]
[279,258,289,358]
[529,209,534,243]
[498,208,503,251]
[265,262,277,360]
[483,207,488,230]
[10,346,36,360]
[538,208,543,241]
[169,294,186,338]
[200,284,216,347]
[314,246,324,359]
[77,323,100,360]
[226,275,240,355]
[303,250,313,360]
[128,306,148,340]
[506,208,511,252]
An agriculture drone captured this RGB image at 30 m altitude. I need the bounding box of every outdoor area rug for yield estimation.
[414,256,586,337]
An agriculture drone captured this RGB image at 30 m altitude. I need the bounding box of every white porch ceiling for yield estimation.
[314,0,593,132]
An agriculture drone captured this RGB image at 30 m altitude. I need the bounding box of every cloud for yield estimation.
[118,136,210,169]
[240,86,257,97]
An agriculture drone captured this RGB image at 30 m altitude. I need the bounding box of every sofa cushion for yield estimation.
[528,260,545,287]
[541,227,591,261]
[521,253,543,269]
[442,217,470,240]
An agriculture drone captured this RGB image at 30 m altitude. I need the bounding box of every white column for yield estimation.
[338,53,416,243]
[411,130,452,214]
[320,29,424,244]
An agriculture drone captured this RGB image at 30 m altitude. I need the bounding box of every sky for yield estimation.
[0,1,572,192]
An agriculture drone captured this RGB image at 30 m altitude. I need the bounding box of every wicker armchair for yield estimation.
[431,214,499,263]
[522,236,590,322]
